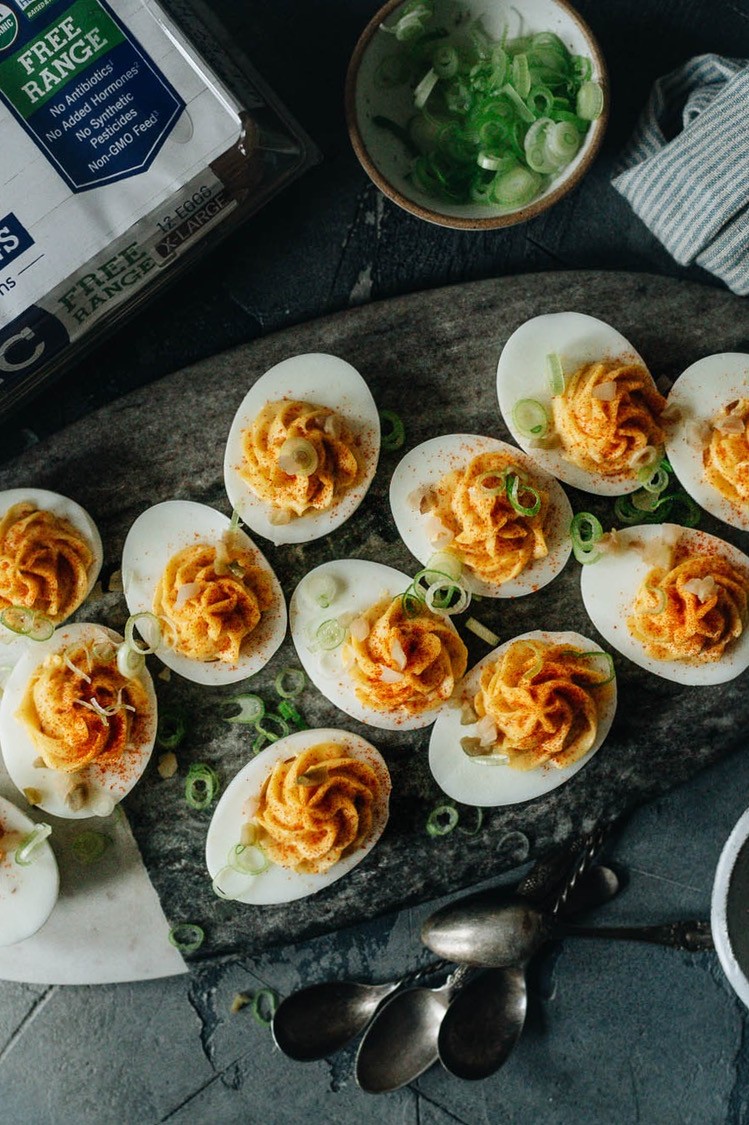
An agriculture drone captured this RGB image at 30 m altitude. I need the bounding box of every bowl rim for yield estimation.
[344,0,610,230]
[711,805,749,1009]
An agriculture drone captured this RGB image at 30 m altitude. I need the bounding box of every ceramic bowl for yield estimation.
[712,807,749,1008]
[345,0,608,229]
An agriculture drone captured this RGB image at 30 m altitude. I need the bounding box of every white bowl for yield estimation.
[345,0,608,229]
[712,806,749,1008]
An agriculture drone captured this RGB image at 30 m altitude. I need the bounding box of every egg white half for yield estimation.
[389,433,573,597]
[496,312,653,495]
[0,623,157,820]
[428,629,616,807]
[290,558,462,731]
[121,500,286,686]
[0,488,103,667]
[580,523,749,685]
[0,795,59,947]
[224,353,381,546]
[205,727,391,905]
[665,353,749,532]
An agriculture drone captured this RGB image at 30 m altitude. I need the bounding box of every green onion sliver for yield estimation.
[458,807,484,837]
[645,585,667,614]
[379,410,406,452]
[0,606,54,641]
[228,842,270,876]
[124,612,162,655]
[507,473,541,517]
[254,712,291,743]
[546,352,565,395]
[168,922,205,954]
[156,705,188,749]
[426,803,459,837]
[316,619,346,651]
[576,651,615,685]
[512,399,549,438]
[228,508,241,535]
[638,464,670,494]
[465,617,500,646]
[71,830,111,864]
[225,694,265,725]
[185,763,220,811]
[278,700,307,730]
[570,512,603,564]
[14,822,52,866]
[274,668,306,699]
[251,989,278,1028]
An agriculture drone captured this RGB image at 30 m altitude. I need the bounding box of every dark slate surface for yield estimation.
[1,270,748,959]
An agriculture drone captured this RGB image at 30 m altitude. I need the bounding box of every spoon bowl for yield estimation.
[437,967,527,1081]
[272,979,397,1061]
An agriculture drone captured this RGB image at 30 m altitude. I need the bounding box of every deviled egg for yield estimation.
[389,434,572,597]
[0,795,59,947]
[664,353,749,532]
[0,488,103,666]
[580,523,749,685]
[0,622,157,819]
[122,500,286,686]
[429,629,616,807]
[290,559,467,731]
[205,728,391,904]
[224,353,380,546]
[497,312,666,495]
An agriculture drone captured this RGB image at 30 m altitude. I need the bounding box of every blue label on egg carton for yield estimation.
[0,0,185,191]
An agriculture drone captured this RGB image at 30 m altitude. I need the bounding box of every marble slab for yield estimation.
[1,270,748,968]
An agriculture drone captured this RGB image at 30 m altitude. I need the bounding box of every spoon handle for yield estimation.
[558,919,714,951]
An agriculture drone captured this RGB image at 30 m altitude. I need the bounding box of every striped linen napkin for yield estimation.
[612,55,749,295]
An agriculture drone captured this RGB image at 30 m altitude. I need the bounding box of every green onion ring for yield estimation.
[254,712,291,743]
[168,923,205,954]
[0,606,54,641]
[507,473,541,517]
[512,399,549,438]
[476,469,508,495]
[278,700,307,730]
[251,732,268,756]
[71,830,111,864]
[124,612,162,655]
[251,989,278,1028]
[669,492,702,528]
[274,668,306,699]
[575,650,616,685]
[225,694,265,725]
[14,822,52,866]
[570,511,603,563]
[380,410,406,451]
[458,807,484,836]
[426,804,460,837]
[645,585,667,614]
[425,581,470,615]
[228,843,270,876]
[316,619,346,651]
[156,705,188,749]
[185,763,220,810]
[116,642,145,679]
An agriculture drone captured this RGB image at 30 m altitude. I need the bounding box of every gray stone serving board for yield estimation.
[2,270,749,965]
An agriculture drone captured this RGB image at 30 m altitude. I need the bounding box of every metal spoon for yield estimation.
[355,865,619,1093]
[271,960,449,1061]
[436,864,620,1082]
[421,896,714,967]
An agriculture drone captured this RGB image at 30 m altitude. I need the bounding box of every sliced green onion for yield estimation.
[168,923,204,954]
[465,617,500,645]
[570,512,603,564]
[185,763,220,811]
[414,67,438,109]
[125,612,162,655]
[631,488,669,513]
[574,650,615,685]
[426,552,462,581]
[458,808,484,836]
[493,164,543,206]
[426,804,460,836]
[116,642,144,679]
[251,989,278,1027]
[547,352,565,395]
[228,509,241,535]
[476,469,509,496]
[401,585,424,616]
[380,410,406,451]
[228,842,270,876]
[669,492,702,528]
[511,52,531,99]
[501,82,535,123]
[425,581,470,616]
[544,120,581,166]
[512,399,549,438]
[156,706,188,749]
[507,473,541,517]
[251,732,268,756]
[0,606,54,641]
[278,700,307,730]
[304,571,338,609]
[274,668,306,699]
[71,830,111,864]
[572,55,592,82]
[225,694,265,725]
[14,822,51,866]
[316,619,346,650]
[645,585,667,614]
[254,712,291,743]
[639,465,670,494]
[577,80,604,121]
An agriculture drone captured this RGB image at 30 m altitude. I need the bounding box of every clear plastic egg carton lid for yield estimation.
[0,0,319,423]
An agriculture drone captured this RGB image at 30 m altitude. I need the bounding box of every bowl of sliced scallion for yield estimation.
[345,0,608,228]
